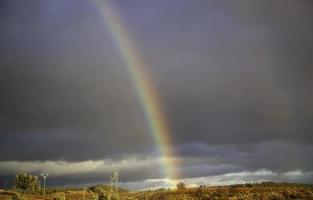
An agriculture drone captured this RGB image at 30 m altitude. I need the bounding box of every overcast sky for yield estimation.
[0,0,313,190]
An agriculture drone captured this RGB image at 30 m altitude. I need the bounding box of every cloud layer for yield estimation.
[1,141,312,189]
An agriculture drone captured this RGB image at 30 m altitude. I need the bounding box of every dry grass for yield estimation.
[1,183,313,200]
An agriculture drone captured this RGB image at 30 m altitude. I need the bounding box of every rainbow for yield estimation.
[92,0,178,184]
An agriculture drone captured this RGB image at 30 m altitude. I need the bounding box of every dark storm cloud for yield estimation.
[0,0,155,160]
[0,0,312,187]
[123,0,313,145]
[0,131,152,161]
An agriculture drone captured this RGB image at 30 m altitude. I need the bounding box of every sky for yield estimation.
[0,0,313,190]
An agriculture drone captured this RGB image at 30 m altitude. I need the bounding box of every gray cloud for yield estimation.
[0,0,312,188]
[1,141,312,187]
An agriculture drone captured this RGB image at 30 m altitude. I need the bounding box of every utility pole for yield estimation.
[108,171,119,200]
[40,173,49,195]
[110,171,119,189]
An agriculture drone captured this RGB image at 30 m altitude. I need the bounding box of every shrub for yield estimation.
[10,193,25,200]
[176,182,186,190]
[53,193,66,200]
[89,186,104,194]
[89,192,99,200]
[15,172,41,193]
[98,191,107,200]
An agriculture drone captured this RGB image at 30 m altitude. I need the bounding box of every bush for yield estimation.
[15,172,41,193]
[89,192,99,200]
[98,191,107,200]
[10,193,25,200]
[53,197,66,200]
[53,193,66,200]
[89,186,104,194]
[176,182,186,190]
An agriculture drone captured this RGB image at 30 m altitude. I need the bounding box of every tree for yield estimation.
[15,172,41,193]
[176,182,186,190]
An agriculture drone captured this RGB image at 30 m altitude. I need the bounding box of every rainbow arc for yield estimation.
[92,0,179,185]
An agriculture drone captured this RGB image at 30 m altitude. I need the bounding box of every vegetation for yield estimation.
[10,193,25,200]
[14,172,41,194]
[176,182,186,191]
[1,174,313,199]
[88,184,127,200]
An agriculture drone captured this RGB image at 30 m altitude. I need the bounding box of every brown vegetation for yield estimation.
[1,182,312,200]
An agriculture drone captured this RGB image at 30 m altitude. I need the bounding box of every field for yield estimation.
[1,183,313,200]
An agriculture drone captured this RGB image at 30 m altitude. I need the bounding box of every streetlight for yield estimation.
[40,173,49,195]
